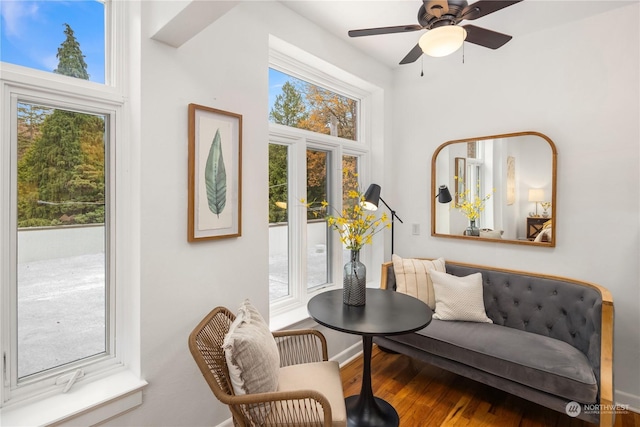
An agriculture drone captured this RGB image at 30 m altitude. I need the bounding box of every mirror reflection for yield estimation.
[431,131,557,246]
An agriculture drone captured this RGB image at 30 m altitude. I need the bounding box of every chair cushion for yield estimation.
[274,361,347,427]
[392,254,445,309]
[392,319,598,403]
[429,270,492,323]
[222,300,280,396]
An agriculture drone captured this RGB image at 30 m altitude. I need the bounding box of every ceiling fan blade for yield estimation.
[399,44,423,65]
[348,25,423,38]
[462,24,512,49]
[460,0,522,21]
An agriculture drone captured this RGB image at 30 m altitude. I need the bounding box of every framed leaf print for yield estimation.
[188,104,242,241]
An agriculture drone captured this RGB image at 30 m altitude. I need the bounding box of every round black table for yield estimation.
[308,288,432,427]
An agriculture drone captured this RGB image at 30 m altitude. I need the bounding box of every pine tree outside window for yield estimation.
[0,1,106,84]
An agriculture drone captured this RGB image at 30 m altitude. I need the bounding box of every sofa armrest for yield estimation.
[380,262,394,290]
[598,285,615,427]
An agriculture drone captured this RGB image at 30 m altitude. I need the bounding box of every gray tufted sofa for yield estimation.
[375,260,614,426]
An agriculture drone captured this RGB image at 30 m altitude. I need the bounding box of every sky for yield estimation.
[0,0,105,83]
[269,68,291,114]
[0,0,290,110]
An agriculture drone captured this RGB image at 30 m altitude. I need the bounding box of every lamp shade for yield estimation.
[362,184,381,211]
[419,25,467,57]
[528,189,545,203]
[437,185,453,203]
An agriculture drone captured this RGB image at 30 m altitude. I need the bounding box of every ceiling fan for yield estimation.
[348,0,523,65]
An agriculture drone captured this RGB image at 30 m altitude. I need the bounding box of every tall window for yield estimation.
[16,103,108,380]
[1,0,130,410]
[268,143,290,300]
[268,59,370,316]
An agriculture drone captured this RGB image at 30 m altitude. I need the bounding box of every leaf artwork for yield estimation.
[204,129,227,217]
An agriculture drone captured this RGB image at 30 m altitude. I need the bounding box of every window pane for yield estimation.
[268,143,289,301]
[0,1,105,84]
[307,149,329,288]
[342,155,359,265]
[16,103,107,378]
[269,68,358,141]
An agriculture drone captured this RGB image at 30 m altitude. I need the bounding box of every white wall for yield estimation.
[390,2,640,408]
[106,2,392,426]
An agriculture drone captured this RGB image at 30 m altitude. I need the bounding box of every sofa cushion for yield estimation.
[429,270,492,323]
[389,319,598,403]
[392,255,445,309]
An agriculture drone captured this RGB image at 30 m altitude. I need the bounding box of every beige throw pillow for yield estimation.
[392,255,445,309]
[429,270,493,323]
[222,300,280,397]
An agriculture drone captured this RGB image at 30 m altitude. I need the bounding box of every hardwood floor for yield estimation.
[340,346,640,427]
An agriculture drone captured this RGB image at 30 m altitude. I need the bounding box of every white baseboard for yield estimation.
[216,417,234,427]
[616,389,640,413]
[331,342,363,367]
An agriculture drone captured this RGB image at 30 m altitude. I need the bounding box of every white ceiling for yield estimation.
[279,0,633,69]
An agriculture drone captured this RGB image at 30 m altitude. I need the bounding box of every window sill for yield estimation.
[0,369,147,426]
[270,281,381,331]
[271,304,315,331]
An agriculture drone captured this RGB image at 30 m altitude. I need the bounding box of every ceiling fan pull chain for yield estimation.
[421,56,424,77]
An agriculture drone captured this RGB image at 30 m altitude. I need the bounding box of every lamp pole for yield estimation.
[379,197,403,255]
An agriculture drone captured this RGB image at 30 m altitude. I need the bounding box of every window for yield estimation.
[1,1,141,419]
[16,103,108,380]
[269,68,357,140]
[268,47,374,318]
[0,1,106,84]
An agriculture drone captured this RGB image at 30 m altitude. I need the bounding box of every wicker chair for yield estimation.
[188,306,347,427]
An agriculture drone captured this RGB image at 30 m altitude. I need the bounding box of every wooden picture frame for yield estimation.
[454,157,466,206]
[188,104,242,241]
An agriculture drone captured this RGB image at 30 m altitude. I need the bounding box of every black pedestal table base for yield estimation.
[307,289,432,427]
[345,336,399,427]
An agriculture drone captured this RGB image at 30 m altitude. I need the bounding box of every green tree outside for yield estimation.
[17,23,105,227]
[268,71,359,223]
[53,23,90,80]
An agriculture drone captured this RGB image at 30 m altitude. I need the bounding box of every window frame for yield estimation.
[268,42,376,322]
[3,89,120,402]
[0,0,144,419]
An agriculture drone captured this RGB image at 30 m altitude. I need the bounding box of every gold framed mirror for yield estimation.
[431,131,557,247]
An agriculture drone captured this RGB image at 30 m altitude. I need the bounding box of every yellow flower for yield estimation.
[321,170,390,251]
[454,188,493,221]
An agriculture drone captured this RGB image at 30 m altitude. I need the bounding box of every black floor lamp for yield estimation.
[363,184,453,255]
[362,184,403,255]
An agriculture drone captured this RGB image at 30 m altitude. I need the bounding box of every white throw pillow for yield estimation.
[429,270,493,323]
[392,254,445,309]
[222,300,280,396]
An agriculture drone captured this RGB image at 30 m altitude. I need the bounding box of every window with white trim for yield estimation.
[1,0,138,412]
[268,47,374,318]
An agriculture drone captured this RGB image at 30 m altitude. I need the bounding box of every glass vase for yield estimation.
[465,220,480,236]
[343,250,366,306]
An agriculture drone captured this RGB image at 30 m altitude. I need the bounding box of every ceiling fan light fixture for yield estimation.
[419,25,467,57]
